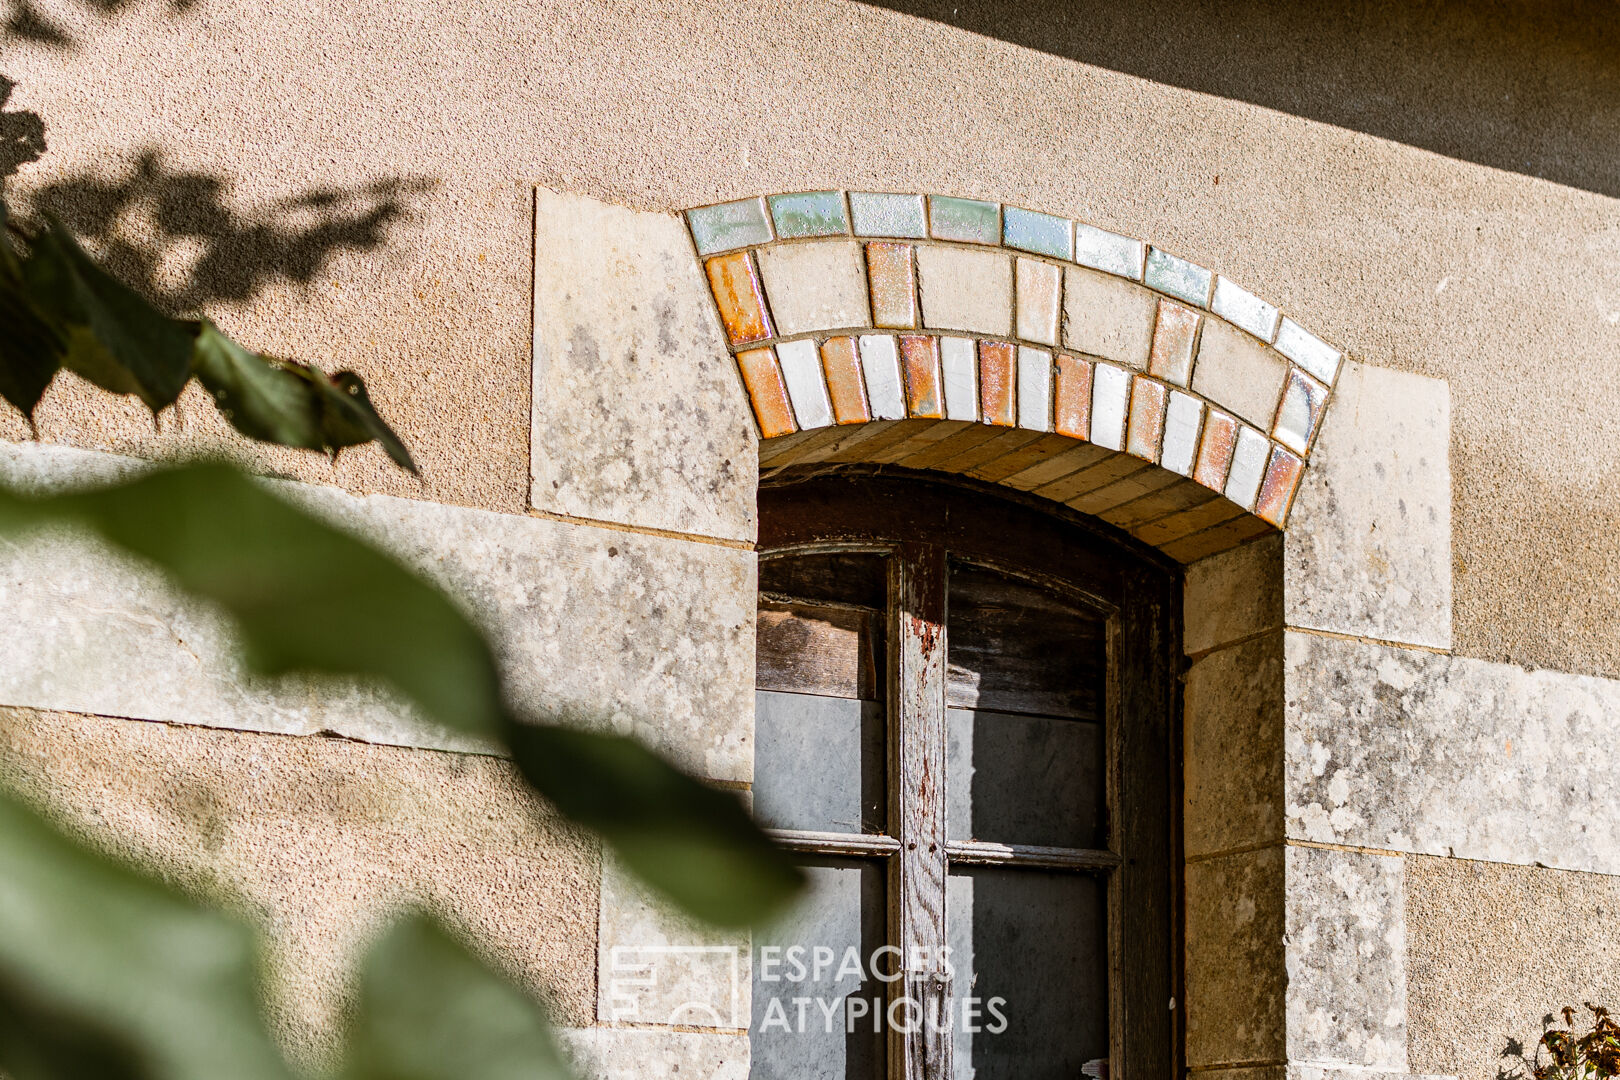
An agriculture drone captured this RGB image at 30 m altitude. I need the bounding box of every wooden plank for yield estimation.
[1129,495,1246,547]
[756,603,879,699]
[968,432,1079,483]
[1096,476,1221,531]
[999,440,1113,492]
[867,418,973,465]
[890,542,949,1080]
[769,828,903,857]
[1069,465,1182,516]
[927,426,1046,475]
[895,420,1008,471]
[1161,513,1276,563]
[1036,454,1150,504]
[823,418,937,463]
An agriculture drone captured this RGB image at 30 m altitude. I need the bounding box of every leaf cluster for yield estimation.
[1537,1006,1620,1080]
[0,202,413,471]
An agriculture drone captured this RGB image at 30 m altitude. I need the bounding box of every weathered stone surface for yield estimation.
[1191,319,1288,430]
[1285,845,1408,1071]
[0,707,598,1068]
[1284,362,1451,649]
[1185,845,1286,1067]
[1185,532,1284,655]
[1062,265,1155,369]
[1407,855,1620,1080]
[1285,632,1620,876]
[597,855,749,1028]
[1185,632,1285,858]
[915,245,1013,336]
[757,239,871,336]
[561,1028,748,1080]
[532,189,756,544]
[0,441,754,781]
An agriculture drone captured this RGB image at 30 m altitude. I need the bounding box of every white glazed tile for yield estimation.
[1017,347,1053,431]
[1162,391,1205,476]
[941,337,979,421]
[1224,426,1270,510]
[1275,318,1343,385]
[1090,362,1131,451]
[1274,368,1329,454]
[1073,223,1145,280]
[1211,278,1281,342]
[775,339,833,430]
[858,334,906,420]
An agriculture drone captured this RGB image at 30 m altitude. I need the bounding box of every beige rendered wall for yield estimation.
[1,0,1618,677]
[3,0,1620,1074]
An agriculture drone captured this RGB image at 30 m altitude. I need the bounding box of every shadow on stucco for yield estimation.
[18,147,434,314]
[3,0,196,51]
[862,0,1620,199]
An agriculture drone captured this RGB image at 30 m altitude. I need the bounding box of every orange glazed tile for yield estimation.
[1147,299,1201,386]
[705,252,773,344]
[735,347,797,438]
[900,335,944,418]
[1193,408,1237,492]
[819,337,871,424]
[1255,445,1305,525]
[1054,354,1093,440]
[978,341,1017,427]
[1126,376,1168,461]
[867,243,919,329]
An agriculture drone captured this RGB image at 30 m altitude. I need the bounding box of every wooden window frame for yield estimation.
[759,470,1181,1080]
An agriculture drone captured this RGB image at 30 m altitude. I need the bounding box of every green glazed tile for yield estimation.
[1144,247,1213,307]
[687,198,773,255]
[928,196,1000,245]
[768,191,849,239]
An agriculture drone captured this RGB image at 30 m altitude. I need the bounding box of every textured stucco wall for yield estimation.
[0,706,599,1066]
[1407,855,1620,1080]
[0,0,1617,676]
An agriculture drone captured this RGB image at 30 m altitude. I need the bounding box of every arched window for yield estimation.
[752,471,1178,1080]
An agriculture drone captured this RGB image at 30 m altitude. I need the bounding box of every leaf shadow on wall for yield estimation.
[3,0,196,52]
[21,147,435,314]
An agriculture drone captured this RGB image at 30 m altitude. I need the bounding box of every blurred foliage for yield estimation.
[0,135,801,1077]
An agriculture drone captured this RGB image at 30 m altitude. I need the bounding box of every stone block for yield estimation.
[1015,257,1061,345]
[757,239,871,336]
[561,1028,748,1080]
[0,441,755,781]
[597,856,748,1027]
[1062,265,1155,369]
[1185,632,1285,858]
[1285,845,1408,1071]
[1192,319,1288,430]
[1185,533,1284,655]
[916,245,1013,336]
[1284,361,1451,649]
[1284,632,1620,876]
[1185,845,1287,1068]
[533,189,756,543]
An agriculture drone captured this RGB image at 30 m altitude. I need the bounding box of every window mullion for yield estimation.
[889,541,950,1080]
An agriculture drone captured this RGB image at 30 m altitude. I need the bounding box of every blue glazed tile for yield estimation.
[1002,206,1073,260]
[768,191,849,239]
[687,198,773,255]
[1144,247,1213,307]
[928,195,1000,245]
[849,192,928,239]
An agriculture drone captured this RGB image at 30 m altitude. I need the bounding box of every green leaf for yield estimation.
[340,914,573,1080]
[20,216,194,412]
[191,321,325,452]
[0,792,298,1080]
[313,369,416,473]
[0,463,802,928]
[502,722,805,929]
[0,204,64,418]
[0,463,501,736]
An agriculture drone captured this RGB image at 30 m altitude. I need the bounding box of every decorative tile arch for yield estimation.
[686,191,1345,562]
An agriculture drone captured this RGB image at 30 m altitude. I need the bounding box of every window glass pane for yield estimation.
[946,560,1106,720]
[946,707,1104,848]
[756,552,888,836]
[751,858,887,1080]
[756,691,885,834]
[946,866,1108,1080]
